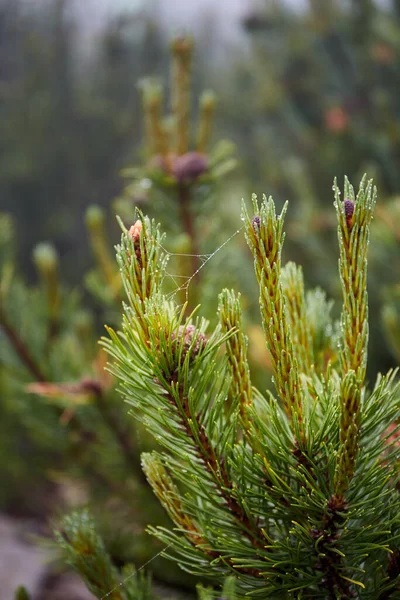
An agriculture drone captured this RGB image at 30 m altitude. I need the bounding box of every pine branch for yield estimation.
[218,289,252,432]
[56,510,124,600]
[333,176,376,500]
[334,175,376,385]
[143,453,265,579]
[153,329,265,549]
[104,224,269,571]
[55,511,155,600]
[281,261,313,376]
[242,195,304,438]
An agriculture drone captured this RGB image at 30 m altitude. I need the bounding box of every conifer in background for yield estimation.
[0,33,238,591]
[233,0,400,375]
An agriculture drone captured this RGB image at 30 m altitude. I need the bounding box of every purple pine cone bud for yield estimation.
[344,199,355,227]
[172,152,208,183]
[252,216,261,232]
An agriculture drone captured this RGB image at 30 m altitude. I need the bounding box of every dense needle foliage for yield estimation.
[101,176,400,598]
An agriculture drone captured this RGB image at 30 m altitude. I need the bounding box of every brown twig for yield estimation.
[0,309,46,382]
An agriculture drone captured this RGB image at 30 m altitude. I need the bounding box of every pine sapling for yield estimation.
[104,176,400,598]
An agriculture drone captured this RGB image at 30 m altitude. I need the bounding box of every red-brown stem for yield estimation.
[0,309,46,382]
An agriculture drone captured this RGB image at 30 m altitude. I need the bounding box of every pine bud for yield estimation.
[200,90,216,112]
[128,220,144,266]
[172,325,207,362]
[344,199,355,228]
[128,220,143,243]
[33,242,58,277]
[85,204,105,231]
[172,152,208,183]
[252,216,261,232]
[141,79,163,111]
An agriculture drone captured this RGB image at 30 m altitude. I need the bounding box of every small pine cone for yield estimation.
[172,325,207,362]
[344,199,355,227]
[172,152,208,183]
[252,216,261,232]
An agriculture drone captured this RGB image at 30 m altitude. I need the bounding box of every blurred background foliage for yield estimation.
[2,0,400,594]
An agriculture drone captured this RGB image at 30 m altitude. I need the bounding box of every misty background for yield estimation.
[2,0,400,307]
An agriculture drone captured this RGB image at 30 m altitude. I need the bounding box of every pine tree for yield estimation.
[103,176,400,598]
